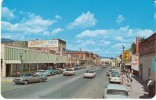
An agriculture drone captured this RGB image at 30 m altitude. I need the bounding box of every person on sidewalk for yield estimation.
[147,77,153,96]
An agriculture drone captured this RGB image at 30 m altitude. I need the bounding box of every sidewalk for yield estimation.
[122,74,153,99]
[1,77,16,83]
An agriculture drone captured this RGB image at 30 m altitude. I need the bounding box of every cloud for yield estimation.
[105,51,110,54]
[99,40,111,45]
[55,15,62,20]
[2,7,15,20]
[115,36,124,41]
[116,15,125,24]
[2,13,57,34]
[67,11,97,29]
[136,29,154,38]
[73,26,154,57]
[51,28,64,35]
[77,26,153,39]
[76,29,110,38]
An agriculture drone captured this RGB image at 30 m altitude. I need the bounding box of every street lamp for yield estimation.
[19,51,23,76]
[121,45,125,71]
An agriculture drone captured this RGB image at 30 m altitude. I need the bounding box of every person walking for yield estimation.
[147,77,153,96]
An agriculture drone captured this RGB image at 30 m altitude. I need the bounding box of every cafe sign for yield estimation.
[28,40,58,47]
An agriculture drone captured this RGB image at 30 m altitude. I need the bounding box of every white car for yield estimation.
[104,84,130,99]
[83,71,96,78]
[109,71,121,84]
[63,68,75,76]
[107,69,120,76]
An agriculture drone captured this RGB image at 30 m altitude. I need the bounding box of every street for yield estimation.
[1,65,110,99]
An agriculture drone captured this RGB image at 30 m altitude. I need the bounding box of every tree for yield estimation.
[129,37,145,54]
[129,42,136,54]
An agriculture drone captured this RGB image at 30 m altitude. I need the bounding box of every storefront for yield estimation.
[1,44,67,77]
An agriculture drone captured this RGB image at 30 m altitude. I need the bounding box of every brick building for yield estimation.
[66,50,100,67]
[139,33,156,82]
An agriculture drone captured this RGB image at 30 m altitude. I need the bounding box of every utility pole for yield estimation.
[122,45,125,72]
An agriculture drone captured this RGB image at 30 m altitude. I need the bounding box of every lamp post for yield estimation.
[122,45,125,71]
[19,52,23,76]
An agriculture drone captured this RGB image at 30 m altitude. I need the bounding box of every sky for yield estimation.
[1,0,156,58]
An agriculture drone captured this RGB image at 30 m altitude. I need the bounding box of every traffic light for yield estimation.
[124,50,129,61]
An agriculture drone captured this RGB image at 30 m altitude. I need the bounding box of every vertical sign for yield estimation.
[131,55,139,71]
[136,37,139,54]
[124,50,130,61]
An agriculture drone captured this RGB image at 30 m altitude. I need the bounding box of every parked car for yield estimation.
[54,68,63,74]
[63,68,75,76]
[107,69,120,76]
[13,73,47,85]
[83,71,96,78]
[45,69,57,75]
[35,70,51,76]
[109,71,121,84]
[103,84,129,99]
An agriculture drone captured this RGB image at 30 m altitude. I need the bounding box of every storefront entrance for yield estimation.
[6,64,11,77]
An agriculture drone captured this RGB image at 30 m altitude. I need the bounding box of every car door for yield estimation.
[31,74,40,82]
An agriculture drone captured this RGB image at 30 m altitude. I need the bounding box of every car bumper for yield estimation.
[109,79,121,83]
[84,75,94,78]
[63,73,73,76]
[13,80,25,84]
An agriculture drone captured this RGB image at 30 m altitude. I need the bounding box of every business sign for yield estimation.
[136,37,139,54]
[131,55,139,71]
[124,50,130,61]
[28,40,58,47]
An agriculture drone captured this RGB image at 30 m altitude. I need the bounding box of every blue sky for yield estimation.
[1,0,156,57]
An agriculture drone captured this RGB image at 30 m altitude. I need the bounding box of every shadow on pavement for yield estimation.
[132,75,148,92]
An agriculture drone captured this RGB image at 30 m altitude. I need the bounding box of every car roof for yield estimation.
[106,84,127,91]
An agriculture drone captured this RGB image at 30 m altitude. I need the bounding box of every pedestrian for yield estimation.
[147,77,153,96]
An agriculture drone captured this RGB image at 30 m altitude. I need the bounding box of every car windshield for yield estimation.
[86,71,94,73]
[111,72,120,77]
[107,89,128,96]
[22,74,32,77]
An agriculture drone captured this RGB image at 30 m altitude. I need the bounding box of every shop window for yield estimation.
[23,64,29,71]
[30,64,37,71]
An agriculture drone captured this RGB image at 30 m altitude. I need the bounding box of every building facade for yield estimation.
[1,44,67,77]
[66,50,100,67]
[4,39,66,56]
[139,33,156,82]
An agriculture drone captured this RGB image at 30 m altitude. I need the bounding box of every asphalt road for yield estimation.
[1,65,111,99]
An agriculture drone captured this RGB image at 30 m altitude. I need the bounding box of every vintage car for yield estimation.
[35,70,51,76]
[104,84,130,99]
[83,71,96,78]
[63,68,75,76]
[13,73,47,85]
[109,71,121,84]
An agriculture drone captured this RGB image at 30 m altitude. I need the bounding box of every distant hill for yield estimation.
[1,38,16,43]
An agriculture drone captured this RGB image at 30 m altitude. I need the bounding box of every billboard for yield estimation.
[28,40,58,47]
[131,55,139,71]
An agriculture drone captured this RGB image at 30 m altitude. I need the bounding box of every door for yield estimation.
[6,64,11,77]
